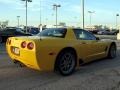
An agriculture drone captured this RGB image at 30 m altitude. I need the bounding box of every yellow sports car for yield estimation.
[6,28,117,75]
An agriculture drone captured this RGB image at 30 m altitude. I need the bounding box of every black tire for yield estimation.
[0,36,2,43]
[56,50,76,76]
[108,44,116,59]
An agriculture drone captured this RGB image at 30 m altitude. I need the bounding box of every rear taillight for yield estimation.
[27,42,34,50]
[21,41,26,48]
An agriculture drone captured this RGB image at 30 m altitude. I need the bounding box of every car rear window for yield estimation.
[38,28,67,38]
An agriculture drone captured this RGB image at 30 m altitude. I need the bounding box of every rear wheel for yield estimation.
[0,36,2,43]
[56,50,76,76]
[108,44,116,59]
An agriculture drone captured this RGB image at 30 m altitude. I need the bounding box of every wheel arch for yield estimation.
[107,42,116,53]
[54,47,77,71]
[107,42,117,59]
[110,42,117,49]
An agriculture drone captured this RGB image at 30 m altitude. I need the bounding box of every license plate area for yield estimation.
[11,46,20,55]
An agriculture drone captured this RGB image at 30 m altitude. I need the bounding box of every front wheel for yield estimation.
[56,50,76,76]
[108,44,117,59]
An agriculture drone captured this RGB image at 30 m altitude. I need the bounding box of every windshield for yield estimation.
[37,28,67,38]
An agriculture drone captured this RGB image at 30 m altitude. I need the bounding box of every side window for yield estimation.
[40,28,67,38]
[73,29,83,39]
[73,29,96,40]
[83,31,96,40]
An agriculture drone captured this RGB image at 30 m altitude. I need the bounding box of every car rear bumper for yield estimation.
[6,38,55,71]
[6,44,41,70]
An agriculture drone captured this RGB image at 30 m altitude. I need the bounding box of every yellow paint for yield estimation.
[6,28,112,71]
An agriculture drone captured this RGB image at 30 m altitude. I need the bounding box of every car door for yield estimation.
[82,30,107,60]
[73,29,106,62]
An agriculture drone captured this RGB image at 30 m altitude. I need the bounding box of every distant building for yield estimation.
[85,26,97,31]
[59,22,66,27]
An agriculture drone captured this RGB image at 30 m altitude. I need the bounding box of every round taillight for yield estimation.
[27,42,34,50]
[21,41,26,48]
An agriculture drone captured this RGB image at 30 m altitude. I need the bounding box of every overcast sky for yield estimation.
[0,0,120,28]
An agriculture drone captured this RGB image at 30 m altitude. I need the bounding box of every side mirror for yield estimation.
[96,37,100,40]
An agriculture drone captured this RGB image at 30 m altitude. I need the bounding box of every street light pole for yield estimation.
[53,4,61,28]
[40,0,42,25]
[82,0,85,29]
[116,14,119,30]
[39,0,42,32]
[21,0,32,33]
[88,11,95,30]
[17,16,20,27]
[46,18,48,25]
[116,13,120,40]
[26,0,27,33]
